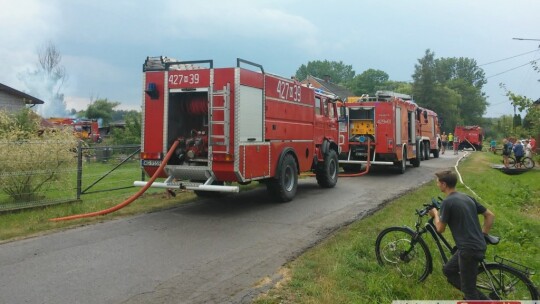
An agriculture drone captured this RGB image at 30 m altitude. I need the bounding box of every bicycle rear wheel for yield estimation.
[477,263,539,300]
[375,227,432,282]
[522,157,535,169]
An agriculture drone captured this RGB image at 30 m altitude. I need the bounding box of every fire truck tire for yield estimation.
[316,149,339,188]
[411,148,421,168]
[395,148,407,174]
[423,142,430,160]
[419,142,424,161]
[267,154,298,202]
[432,145,440,158]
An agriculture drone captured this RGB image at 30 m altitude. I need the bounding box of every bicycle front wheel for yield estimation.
[477,263,539,300]
[375,227,432,282]
[522,157,535,169]
[508,157,517,168]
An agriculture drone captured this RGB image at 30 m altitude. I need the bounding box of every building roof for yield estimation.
[302,75,353,100]
[0,83,45,105]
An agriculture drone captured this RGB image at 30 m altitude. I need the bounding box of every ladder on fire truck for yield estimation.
[209,83,231,155]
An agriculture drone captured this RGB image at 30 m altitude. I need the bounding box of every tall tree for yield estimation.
[412,49,436,107]
[412,49,488,129]
[350,69,389,95]
[295,60,355,84]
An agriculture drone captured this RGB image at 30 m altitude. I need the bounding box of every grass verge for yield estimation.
[255,152,540,303]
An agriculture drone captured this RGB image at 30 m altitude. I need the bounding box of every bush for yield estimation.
[0,109,78,202]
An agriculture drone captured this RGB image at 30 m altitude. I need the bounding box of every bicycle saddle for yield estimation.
[484,234,500,245]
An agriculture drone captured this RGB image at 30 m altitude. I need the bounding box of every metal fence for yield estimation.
[0,141,144,212]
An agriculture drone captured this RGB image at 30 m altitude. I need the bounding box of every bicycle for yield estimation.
[375,198,539,300]
[508,155,535,169]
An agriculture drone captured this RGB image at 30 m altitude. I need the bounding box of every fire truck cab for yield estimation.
[338,91,421,173]
[136,57,340,202]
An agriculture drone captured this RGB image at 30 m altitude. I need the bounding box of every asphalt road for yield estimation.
[0,151,462,304]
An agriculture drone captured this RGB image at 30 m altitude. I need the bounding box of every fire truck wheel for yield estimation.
[419,142,424,161]
[316,149,339,188]
[395,148,407,174]
[267,154,298,202]
[432,145,440,158]
[424,143,430,160]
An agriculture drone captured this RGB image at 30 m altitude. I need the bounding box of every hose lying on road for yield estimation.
[50,139,180,222]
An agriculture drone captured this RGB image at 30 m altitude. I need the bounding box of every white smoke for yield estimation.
[19,69,68,118]
[17,42,69,118]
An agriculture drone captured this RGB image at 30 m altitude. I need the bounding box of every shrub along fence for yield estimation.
[0,141,144,212]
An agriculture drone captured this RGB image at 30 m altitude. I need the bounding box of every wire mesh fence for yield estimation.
[0,141,145,212]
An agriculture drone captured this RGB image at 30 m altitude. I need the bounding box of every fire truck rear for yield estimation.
[135,57,340,202]
[416,106,441,160]
[454,125,484,150]
[338,91,421,173]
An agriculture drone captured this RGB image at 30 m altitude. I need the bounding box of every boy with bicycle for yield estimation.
[428,170,496,300]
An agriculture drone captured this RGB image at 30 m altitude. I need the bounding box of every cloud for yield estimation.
[0,0,59,88]
[162,1,320,53]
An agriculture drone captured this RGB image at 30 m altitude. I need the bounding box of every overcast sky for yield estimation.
[1,0,539,118]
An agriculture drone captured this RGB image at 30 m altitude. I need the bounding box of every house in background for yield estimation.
[0,82,45,113]
[300,75,353,100]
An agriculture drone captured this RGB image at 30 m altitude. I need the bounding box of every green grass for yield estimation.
[255,152,540,303]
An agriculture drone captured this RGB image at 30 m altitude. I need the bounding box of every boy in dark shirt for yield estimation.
[428,170,495,300]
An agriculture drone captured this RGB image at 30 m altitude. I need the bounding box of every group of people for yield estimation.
[501,136,536,168]
[440,132,459,155]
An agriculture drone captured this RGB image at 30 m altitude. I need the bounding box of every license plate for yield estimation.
[142,160,162,167]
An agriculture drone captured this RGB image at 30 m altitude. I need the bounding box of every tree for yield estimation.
[84,99,120,126]
[350,69,389,95]
[412,49,488,129]
[501,85,540,137]
[295,60,355,84]
[0,109,77,202]
[111,111,141,144]
[412,49,436,107]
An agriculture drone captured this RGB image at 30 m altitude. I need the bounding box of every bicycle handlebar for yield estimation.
[416,197,442,217]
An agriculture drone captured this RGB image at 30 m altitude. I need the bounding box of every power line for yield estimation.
[486,58,538,79]
[478,49,540,66]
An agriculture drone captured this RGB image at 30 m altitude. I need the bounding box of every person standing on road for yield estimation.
[530,136,536,155]
[441,132,448,154]
[448,133,454,150]
[428,170,495,300]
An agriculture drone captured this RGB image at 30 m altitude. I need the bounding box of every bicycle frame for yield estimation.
[414,216,455,264]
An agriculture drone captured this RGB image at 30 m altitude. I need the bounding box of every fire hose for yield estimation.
[50,139,181,222]
[338,139,371,177]
[304,139,372,178]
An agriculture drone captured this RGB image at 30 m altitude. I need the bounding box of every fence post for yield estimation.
[76,140,83,200]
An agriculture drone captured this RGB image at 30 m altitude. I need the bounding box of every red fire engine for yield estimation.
[454,125,484,151]
[338,91,421,173]
[416,106,441,160]
[135,57,340,202]
[47,117,101,142]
